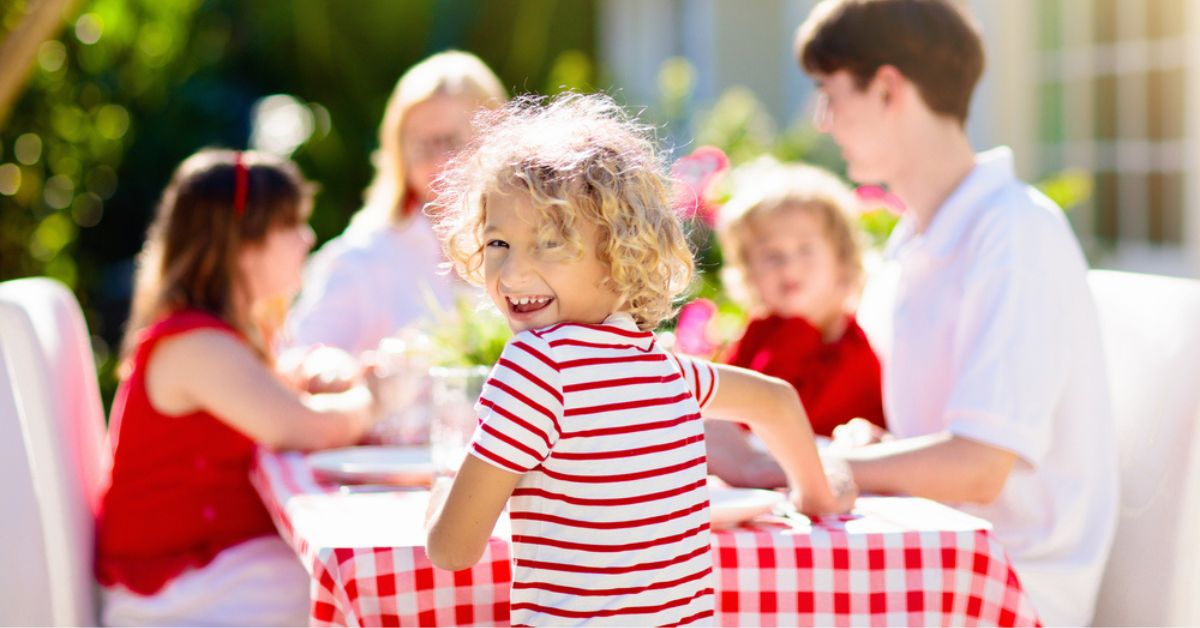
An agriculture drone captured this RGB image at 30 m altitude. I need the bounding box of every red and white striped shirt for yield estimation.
[470,313,719,626]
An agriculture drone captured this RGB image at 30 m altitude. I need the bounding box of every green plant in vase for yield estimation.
[420,292,511,369]
[414,292,511,474]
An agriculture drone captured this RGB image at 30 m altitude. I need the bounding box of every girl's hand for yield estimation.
[278,345,363,394]
[830,418,892,451]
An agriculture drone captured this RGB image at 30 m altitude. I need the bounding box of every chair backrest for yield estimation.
[1089,270,1200,626]
[0,350,55,625]
[0,277,110,626]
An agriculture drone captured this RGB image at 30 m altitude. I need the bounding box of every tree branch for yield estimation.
[0,0,78,129]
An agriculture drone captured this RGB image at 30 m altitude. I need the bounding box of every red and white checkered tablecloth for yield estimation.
[252,449,1041,627]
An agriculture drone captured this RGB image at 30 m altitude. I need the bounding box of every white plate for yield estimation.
[709,487,784,528]
[308,446,435,486]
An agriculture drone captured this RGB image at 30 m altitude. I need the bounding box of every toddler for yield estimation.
[718,162,886,439]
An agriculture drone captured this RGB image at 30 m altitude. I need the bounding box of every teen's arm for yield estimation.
[847,213,1064,505]
[147,329,375,450]
[425,456,522,571]
[833,432,1017,504]
[703,363,854,515]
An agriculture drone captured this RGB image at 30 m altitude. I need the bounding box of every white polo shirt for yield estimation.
[858,147,1118,626]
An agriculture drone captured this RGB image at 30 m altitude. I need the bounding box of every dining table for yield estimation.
[251,447,1041,626]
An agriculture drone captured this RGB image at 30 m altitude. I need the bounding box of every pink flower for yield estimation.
[855,185,906,214]
[671,146,730,228]
[675,298,718,357]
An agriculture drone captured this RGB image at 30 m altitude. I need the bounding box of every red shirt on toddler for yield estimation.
[722,314,886,437]
[95,310,276,595]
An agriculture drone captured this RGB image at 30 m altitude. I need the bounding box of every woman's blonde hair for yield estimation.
[717,160,865,312]
[432,92,694,331]
[122,149,314,366]
[353,50,506,229]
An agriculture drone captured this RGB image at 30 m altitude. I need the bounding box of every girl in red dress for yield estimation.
[96,149,378,626]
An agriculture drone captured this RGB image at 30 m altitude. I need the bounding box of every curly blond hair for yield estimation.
[717,160,865,313]
[431,92,693,331]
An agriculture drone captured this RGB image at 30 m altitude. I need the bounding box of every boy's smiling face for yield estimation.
[482,192,620,333]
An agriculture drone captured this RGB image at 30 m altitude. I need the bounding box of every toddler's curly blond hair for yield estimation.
[718,160,865,313]
[431,92,694,331]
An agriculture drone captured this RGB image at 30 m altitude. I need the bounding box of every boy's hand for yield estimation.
[821,454,858,513]
[790,455,858,515]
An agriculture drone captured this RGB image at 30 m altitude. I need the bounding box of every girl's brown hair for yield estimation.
[353,50,506,230]
[122,149,313,365]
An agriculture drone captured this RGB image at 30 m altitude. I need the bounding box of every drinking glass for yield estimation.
[428,365,490,477]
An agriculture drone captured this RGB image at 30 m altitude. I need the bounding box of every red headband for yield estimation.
[233,152,249,216]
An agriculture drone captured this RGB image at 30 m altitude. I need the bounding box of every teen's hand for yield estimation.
[830,418,892,450]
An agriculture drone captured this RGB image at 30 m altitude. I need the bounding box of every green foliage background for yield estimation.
[1,0,597,403]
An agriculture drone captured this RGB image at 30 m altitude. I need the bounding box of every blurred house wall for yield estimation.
[981,0,1199,278]
[600,0,1200,278]
[600,0,815,133]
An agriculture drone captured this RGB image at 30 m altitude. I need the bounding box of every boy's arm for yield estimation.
[704,363,853,515]
[425,455,522,572]
[832,432,1017,504]
[703,420,787,489]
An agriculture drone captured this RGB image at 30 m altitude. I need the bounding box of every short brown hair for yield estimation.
[795,0,984,125]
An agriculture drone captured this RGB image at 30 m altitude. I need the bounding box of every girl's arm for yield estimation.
[425,456,522,571]
[703,363,855,515]
[146,329,374,450]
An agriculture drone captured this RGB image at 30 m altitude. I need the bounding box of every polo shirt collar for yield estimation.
[603,311,640,331]
[886,146,1017,262]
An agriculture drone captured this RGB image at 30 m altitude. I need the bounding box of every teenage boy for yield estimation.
[794,1,1117,624]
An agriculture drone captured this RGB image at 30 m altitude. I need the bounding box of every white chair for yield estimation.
[0,354,55,625]
[1090,270,1200,626]
[0,277,110,626]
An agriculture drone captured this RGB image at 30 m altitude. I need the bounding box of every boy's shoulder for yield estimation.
[954,181,1088,280]
[975,181,1079,246]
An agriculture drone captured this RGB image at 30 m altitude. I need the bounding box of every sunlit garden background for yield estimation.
[2,0,1184,409]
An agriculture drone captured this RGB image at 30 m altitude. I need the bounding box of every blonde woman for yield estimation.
[286,50,507,355]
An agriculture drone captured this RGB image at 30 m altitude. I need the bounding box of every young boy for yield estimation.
[424,93,854,626]
[794,1,1117,625]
